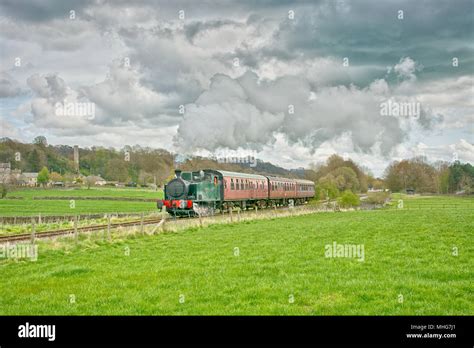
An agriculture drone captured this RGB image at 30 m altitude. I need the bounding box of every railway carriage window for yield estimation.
[236,179,239,190]
[231,179,234,190]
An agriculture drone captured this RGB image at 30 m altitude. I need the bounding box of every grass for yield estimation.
[0,199,157,216]
[6,187,163,199]
[0,187,162,216]
[0,195,472,315]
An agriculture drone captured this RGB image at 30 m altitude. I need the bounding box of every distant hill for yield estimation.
[0,138,315,186]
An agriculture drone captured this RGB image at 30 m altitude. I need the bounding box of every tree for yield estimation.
[312,154,369,193]
[331,167,360,191]
[27,149,41,172]
[33,136,48,147]
[37,167,50,187]
[49,172,63,183]
[318,175,340,199]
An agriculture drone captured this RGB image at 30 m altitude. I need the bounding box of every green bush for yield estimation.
[338,190,360,208]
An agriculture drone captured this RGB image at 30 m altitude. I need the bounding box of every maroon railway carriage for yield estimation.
[216,170,268,210]
[295,179,315,200]
[267,176,296,200]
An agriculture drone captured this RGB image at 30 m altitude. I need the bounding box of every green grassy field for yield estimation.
[6,187,163,199]
[0,188,163,216]
[0,195,472,315]
[0,199,157,216]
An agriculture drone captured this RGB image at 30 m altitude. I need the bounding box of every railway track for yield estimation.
[0,218,163,244]
[0,204,322,244]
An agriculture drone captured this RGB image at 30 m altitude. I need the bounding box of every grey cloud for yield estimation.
[175,72,408,155]
[27,73,67,101]
[0,0,94,22]
[184,19,239,43]
[0,72,23,98]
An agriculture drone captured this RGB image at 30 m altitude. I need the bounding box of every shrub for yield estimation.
[366,191,390,204]
[338,190,360,208]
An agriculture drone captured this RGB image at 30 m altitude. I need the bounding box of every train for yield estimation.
[157,169,315,216]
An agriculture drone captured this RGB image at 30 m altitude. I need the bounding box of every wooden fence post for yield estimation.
[74,215,78,241]
[199,213,202,227]
[31,218,36,244]
[107,214,111,240]
[229,208,233,222]
[238,209,241,222]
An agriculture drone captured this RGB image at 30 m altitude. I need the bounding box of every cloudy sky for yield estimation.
[0,0,473,176]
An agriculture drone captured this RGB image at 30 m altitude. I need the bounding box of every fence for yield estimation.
[0,211,158,225]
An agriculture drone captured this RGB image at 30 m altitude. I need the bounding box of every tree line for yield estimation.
[0,137,472,194]
[384,157,473,194]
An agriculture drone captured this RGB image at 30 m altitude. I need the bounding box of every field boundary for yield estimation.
[0,211,158,224]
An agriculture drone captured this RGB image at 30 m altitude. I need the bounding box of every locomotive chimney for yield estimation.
[175,169,182,178]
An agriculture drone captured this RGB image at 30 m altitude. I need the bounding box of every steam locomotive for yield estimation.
[157,169,315,216]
